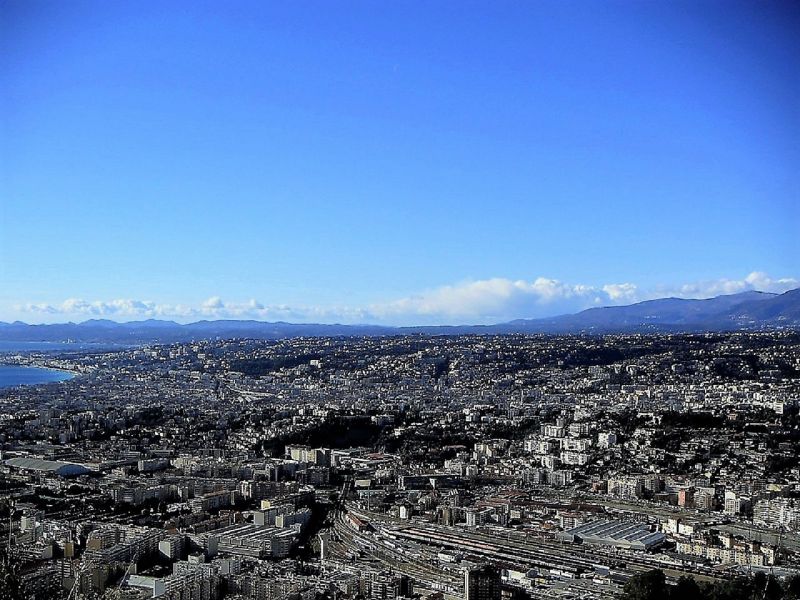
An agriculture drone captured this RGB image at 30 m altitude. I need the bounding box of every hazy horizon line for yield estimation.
[4,271,798,327]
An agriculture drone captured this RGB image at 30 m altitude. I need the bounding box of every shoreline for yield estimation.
[0,363,77,388]
[0,360,85,377]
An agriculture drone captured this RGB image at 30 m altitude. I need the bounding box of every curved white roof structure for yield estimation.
[5,457,92,477]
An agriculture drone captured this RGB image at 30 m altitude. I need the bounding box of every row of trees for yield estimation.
[621,570,800,600]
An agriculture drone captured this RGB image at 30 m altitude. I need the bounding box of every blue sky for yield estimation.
[1,1,798,324]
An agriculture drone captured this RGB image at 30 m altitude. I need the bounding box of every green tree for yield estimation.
[748,572,784,600]
[785,575,800,600]
[704,577,754,600]
[672,576,703,600]
[764,575,784,600]
[621,570,669,600]
[753,572,769,597]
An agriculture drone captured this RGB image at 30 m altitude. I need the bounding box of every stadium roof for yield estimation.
[5,457,92,477]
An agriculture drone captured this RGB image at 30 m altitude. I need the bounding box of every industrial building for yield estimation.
[557,519,665,551]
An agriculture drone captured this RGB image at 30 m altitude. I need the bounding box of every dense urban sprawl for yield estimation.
[1,332,800,600]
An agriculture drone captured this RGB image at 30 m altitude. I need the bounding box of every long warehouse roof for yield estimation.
[5,457,92,476]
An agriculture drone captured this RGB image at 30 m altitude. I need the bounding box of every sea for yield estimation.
[0,364,73,388]
[0,341,121,388]
[0,341,119,353]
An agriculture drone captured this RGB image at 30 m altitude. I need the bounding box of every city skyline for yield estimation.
[2,1,798,324]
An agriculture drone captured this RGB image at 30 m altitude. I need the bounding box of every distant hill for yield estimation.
[502,289,794,333]
[0,319,399,344]
[1,288,798,344]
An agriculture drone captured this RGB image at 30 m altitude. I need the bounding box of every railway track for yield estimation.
[347,504,724,582]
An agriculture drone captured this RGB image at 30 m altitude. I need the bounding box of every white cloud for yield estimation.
[19,298,193,320]
[674,271,799,298]
[13,271,798,326]
[601,283,639,302]
[16,297,368,324]
[201,297,224,311]
[368,277,636,323]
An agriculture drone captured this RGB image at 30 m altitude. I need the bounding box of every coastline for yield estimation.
[0,363,76,388]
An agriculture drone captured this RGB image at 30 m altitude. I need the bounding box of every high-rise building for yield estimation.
[465,565,501,600]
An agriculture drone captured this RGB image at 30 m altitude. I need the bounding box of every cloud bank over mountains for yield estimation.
[14,271,799,326]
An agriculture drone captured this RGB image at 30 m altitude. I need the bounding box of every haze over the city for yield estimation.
[1,1,798,325]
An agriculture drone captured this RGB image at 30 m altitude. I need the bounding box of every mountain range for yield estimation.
[1,288,798,344]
